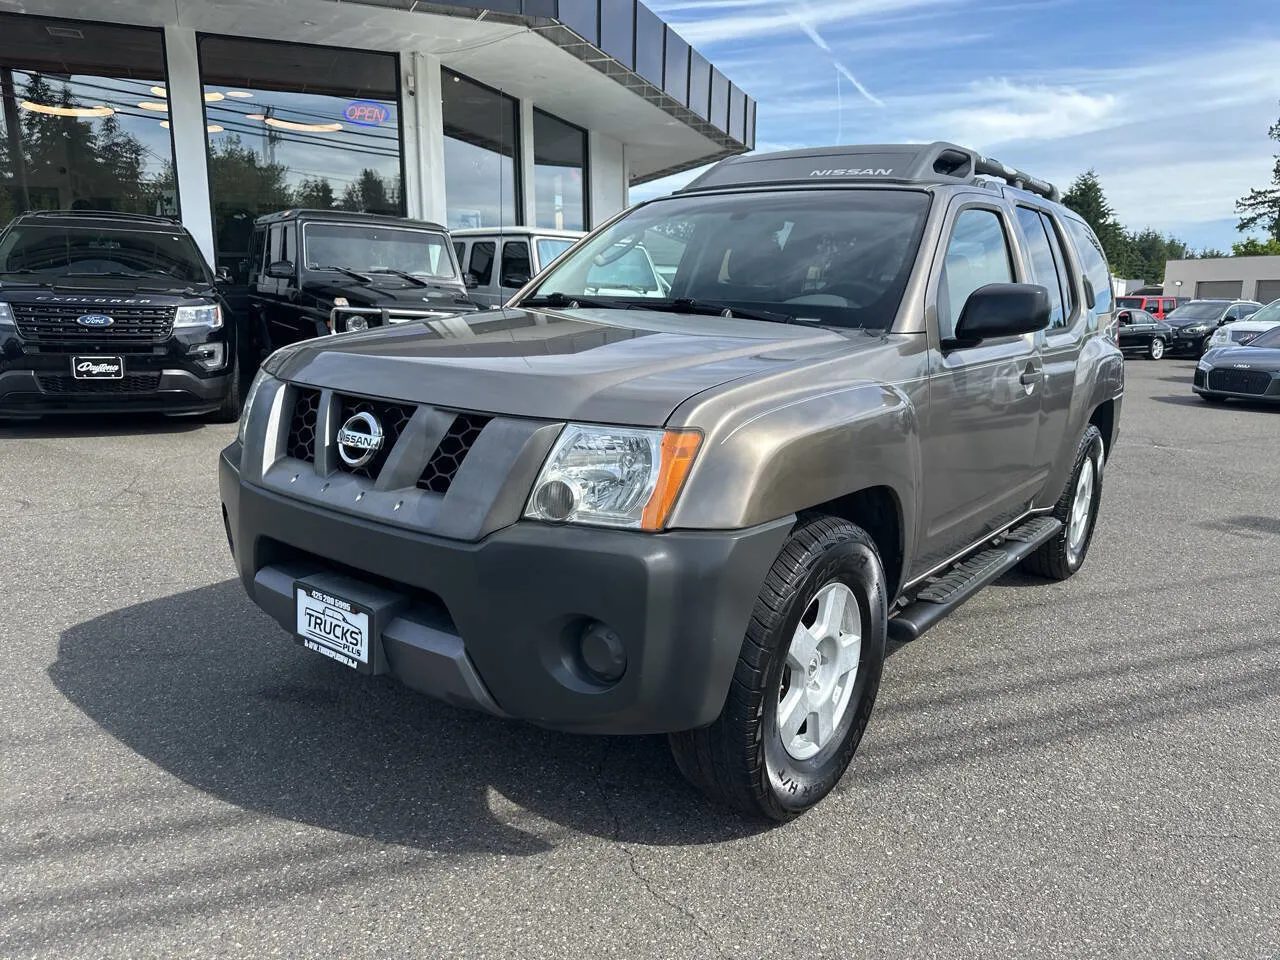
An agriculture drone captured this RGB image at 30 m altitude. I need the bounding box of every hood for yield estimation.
[1205,346,1280,370]
[303,277,474,310]
[268,307,862,426]
[1167,316,1220,329]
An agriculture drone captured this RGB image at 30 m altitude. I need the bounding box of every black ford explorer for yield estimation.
[246,210,480,346]
[0,210,241,421]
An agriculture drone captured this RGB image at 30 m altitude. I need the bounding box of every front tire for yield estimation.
[206,355,243,424]
[669,516,887,821]
[1148,337,1165,360]
[1021,425,1104,581]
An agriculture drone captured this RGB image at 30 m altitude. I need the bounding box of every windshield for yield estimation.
[302,223,457,281]
[1168,301,1227,321]
[536,238,575,267]
[1248,325,1280,348]
[1248,299,1280,324]
[524,189,933,329]
[1116,297,1145,308]
[0,224,210,284]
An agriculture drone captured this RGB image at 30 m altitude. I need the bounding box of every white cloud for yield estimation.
[927,79,1118,148]
[649,0,966,47]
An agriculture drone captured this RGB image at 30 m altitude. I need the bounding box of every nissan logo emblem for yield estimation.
[335,411,384,468]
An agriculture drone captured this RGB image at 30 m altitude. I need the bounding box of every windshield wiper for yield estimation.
[367,267,428,288]
[639,297,801,326]
[317,265,375,284]
[522,292,624,311]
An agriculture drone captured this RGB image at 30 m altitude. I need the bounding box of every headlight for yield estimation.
[1209,328,1229,344]
[1182,324,1209,334]
[344,314,369,333]
[174,303,223,329]
[1197,356,1214,371]
[236,369,274,444]
[0,301,13,327]
[524,424,702,531]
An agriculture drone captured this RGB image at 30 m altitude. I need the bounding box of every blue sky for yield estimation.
[637,0,1280,253]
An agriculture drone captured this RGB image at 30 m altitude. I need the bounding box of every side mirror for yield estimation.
[1082,277,1097,310]
[948,283,1051,348]
[463,273,479,289]
[216,265,233,284]
[266,260,295,280]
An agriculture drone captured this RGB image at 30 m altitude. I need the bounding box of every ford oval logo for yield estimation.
[76,313,114,327]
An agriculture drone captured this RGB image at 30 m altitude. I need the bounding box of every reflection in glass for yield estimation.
[442,70,519,230]
[0,18,176,221]
[197,36,404,277]
[533,110,587,232]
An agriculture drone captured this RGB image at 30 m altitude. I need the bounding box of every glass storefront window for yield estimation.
[0,15,177,223]
[196,36,403,277]
[442,70,520,230]
[533,110,587,232]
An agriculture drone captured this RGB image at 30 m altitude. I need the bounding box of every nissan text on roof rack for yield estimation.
[221,141,1124,820]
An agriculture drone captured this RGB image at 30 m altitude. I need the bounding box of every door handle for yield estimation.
[1020,369,1043,385]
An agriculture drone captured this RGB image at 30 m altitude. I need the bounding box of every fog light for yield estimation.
[345,315,369,333]
[532,478,578,522]
[188,341,226,370]
[579,621,626,683]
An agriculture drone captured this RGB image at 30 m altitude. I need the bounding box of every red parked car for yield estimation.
[1115,295,1187,320]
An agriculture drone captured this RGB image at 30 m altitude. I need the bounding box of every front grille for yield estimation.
[1208,369,1271,395]
[286,388,321,462]
[335,395,416,480]
[1193,368,1206,388]
[36,373,161,394]
[11,302,176,342]
[418,413,491,494]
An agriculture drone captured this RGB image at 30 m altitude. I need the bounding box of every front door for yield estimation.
[917,201,1044,572]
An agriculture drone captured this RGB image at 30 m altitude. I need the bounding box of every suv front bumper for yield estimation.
[220,445,792,735]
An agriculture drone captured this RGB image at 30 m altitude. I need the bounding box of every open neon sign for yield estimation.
[344,101,390,127]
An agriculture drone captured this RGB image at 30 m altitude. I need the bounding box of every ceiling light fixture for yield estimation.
[159,120,170,129]
[263,117,343,133]
[203,91,225,102]
[207,123,224,133]
[20,101,113,118]
[138,101,168,112]
[151,85,167,97]
[245,113,266,120]
[225,90,253,98]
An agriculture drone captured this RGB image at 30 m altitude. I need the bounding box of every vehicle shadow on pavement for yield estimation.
[0,413,209,439]
[49,581,771,855]
[1152,394,1280,412]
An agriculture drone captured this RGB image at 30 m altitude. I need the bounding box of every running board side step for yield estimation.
[887,516,1063,643]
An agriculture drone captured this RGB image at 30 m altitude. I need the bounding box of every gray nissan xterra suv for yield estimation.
[220,143,1123,821]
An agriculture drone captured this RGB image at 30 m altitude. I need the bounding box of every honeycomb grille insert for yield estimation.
[335,396,416,480]
[286,388,321,462]
[418,413,491,494]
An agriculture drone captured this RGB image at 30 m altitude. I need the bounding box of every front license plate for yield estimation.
[72,356,124,379]
[295,584,370,671]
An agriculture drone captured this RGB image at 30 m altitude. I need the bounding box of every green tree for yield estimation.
[294,176,335,209]
[1197,248,1229,259]
[1062,170,1127,269]
[340,168,394,213]
[1235,103,1280,241]
[1230,237,1280,257]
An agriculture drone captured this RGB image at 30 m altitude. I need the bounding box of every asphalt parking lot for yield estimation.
[1,358,1277,959]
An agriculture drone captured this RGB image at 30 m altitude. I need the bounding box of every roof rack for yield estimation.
[18,209,181,224]
[678,141,1061,203]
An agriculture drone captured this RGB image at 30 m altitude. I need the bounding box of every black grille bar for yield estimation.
[418,413,491,494]
[286,388,321,463]
[11,302,175,342]
[1208,369,1271,395]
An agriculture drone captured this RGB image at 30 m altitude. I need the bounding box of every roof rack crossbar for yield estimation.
[972,154,1061,203]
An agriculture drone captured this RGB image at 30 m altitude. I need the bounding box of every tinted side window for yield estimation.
[1063,218,1112,320]
[501,241,532,288]
[1016,207,1065,329]
[1040,213,1075,328]
[1240,303,1259,317]
[453,241,465,265]
[938,208,1014,340]
[469,241,496,286]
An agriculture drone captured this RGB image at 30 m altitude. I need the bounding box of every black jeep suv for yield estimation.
[246,210,480,346]
[0,210,242,421]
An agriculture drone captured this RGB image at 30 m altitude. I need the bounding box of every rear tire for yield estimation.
[669,516,887,821]
[1147,338,1165,360]
[1021,424,1104,581]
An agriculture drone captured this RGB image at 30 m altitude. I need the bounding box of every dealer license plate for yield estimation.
[72,356,124,379]
[295,584,370,671]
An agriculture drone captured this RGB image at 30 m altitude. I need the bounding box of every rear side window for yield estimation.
[1063,218,1112,322]
[1016,207,1066,329]
[501,241,532,288]
[937,208,1014,340]
[453,241,465,265]
[468,241,495,286]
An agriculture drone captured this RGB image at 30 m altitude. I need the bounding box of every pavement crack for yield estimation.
[593,742,729,960]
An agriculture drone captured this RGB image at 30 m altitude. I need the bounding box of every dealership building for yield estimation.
[0,0,755,277]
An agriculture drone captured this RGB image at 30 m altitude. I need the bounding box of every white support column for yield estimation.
[588,131,627,227]
[518,98,537,227]
[162,25,216,268]
[413,52,448,226]
[399,53,424,221]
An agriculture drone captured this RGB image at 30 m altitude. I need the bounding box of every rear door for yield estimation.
[499,240,533,300]
[917,200,1045,571]
[466,240,499,307]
